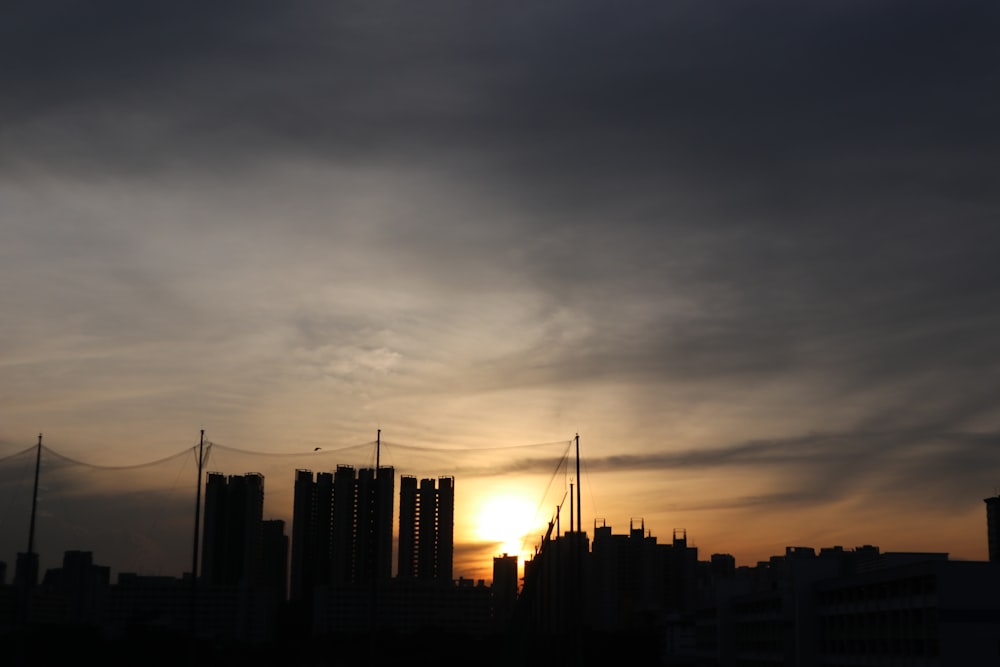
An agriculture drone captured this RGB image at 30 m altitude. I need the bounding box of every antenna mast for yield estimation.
[575,433,581,534]
[27,433,42,557]
[191,429,205,581]
[190,429,205,636]
[569,482,574,535]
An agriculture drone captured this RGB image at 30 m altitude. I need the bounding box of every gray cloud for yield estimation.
[2,1,999,572]
[582,430,1000,514]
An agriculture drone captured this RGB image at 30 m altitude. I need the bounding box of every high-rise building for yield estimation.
[290,469,316,601]
[290,465,394,597]
[261,519,289,599]
[201,472,264,586]
[492,553,518,628]
[354,466,395,583]
[397,476,454,581]
[985,495,1000,562]
[331,465,356,584]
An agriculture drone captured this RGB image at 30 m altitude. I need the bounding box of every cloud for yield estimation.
[1,0,999,574]
[580,430,1000,514]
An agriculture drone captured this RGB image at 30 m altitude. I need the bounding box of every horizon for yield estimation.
[0,431,993,586]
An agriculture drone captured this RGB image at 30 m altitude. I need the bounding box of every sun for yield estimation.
[474,493,540,559]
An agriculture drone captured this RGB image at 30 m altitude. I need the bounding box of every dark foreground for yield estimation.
[3,624,668,667]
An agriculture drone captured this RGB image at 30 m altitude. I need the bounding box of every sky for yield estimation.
[2,1,1000,583]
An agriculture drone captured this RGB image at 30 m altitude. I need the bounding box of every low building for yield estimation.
[816,558,1000,665]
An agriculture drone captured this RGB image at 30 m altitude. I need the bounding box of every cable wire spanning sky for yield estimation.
[0,437,575,581]
[2,1,1000,578]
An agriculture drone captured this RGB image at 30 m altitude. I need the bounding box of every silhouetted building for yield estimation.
[690,545,992,666]
[710,552,736,578]
[985,494,1000,563]
[37,550,110,626]
[107,572,191,636]
[106,571,279,643]
[261,519,289,600]
[201,472,265,586]
[290,465,394,601]
[313,576,492,637]
[13,552,38,588]
[815,558,1000,665]
[331,466,354,584]
[590,519,654,632]
[397,475,455,581]
[521,529,590,636]
[726,546,840,666]
[492,553,518,629]
[290,468,317,601]
[355,466,395,583]
[661,528,699,615]
[587,520,698,659]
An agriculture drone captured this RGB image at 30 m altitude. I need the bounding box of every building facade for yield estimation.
[201,472,265,587]
[290,465,395,602]
[985,495,1000,563]
[397,475,454,582]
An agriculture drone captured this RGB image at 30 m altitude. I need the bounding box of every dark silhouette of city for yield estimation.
[2,433,1000,666]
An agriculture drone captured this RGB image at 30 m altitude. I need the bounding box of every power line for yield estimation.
[40,444,198,470]
[382,439,572,453]
[0,445,40,465]
[2,438,577,469]
[211,441,376,457]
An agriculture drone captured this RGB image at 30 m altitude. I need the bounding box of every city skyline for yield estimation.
[7,508,998,664]
[1,434,998,587]
[0,435,592,583]
[3,1,1000,587]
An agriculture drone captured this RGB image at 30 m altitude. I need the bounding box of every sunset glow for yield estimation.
[474,493,543,562]
[2,2,998,591]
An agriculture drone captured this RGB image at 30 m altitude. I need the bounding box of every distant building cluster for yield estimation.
[0,464,494,644]
[512,515,1000,665]
[2,474,1000,664]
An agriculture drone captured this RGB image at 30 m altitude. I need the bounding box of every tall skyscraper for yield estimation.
[331,465,356,584]
[397,476,454,581]
[985,495,1000,563]
[201,472,264,586]
[354,466,395,583]
[290,465,394,597]
[290,469,316,601]
[261,519,289,599]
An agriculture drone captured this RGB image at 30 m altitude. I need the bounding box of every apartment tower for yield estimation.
[290,465,394,599]
[201,472,265,586]
[397,475,454,581]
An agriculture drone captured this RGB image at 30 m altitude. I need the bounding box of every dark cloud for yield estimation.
[5,2,997,178]
[579,430,1000,513]
[4,2,998,396]
[3,1,999,572]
